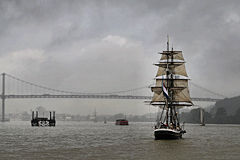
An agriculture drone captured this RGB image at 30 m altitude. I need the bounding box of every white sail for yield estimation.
[151,48,192,106]
[156,67,165,77]
[156,64,187,77]
[173,88,192,103]
[151,92,165,102]
[160,51,184,61]
[151,87,162,94]
[173,64,188,77]
[155,79,188,88]
[151,89,192,104]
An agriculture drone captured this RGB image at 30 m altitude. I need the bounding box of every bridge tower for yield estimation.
[1,73,5,122]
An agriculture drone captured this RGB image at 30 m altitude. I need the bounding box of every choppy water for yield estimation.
[0,121,240,160]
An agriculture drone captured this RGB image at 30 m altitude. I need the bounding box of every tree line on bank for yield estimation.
[180,107,240,124]
[181,96,240,124]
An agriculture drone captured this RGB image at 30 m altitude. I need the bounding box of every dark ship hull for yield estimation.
[154,128,185,140]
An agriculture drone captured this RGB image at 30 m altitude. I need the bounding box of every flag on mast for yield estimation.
[162,78,170,99]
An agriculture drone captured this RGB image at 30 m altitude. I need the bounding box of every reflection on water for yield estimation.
[0,121,240,160]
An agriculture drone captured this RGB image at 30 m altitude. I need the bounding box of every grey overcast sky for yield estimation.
[0,0,239,115]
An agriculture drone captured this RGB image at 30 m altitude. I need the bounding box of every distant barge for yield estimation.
[115,119,128,125]
[31,111,56,127]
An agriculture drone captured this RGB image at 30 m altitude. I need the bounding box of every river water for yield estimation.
[0,121,239,160]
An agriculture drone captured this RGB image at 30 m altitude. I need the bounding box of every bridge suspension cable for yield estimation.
[3,73,226,99]
[5,73,149,95]
[4,73,227,97]
[189,81,226,98]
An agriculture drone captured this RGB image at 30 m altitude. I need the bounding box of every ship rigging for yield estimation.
[150,37,193,139]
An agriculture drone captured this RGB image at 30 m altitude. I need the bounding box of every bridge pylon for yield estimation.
[1,73,5,122]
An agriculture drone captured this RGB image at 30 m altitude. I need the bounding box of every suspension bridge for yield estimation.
[0,73,225,122]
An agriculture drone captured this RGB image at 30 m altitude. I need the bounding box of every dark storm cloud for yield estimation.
[0,0,240,114]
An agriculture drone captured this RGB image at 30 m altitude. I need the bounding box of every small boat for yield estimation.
[31,111,56,127]
[150,37,193,140]
[115,119,128,125]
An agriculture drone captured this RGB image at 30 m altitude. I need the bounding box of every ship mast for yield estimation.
[166,36,169,126]
[166,35,174,127]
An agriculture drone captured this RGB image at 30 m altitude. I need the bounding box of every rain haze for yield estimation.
[0,0,239,115]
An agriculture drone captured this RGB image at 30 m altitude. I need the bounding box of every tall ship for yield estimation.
[115,115,128,125]
[115,119,129,125]
[151,37,193,139]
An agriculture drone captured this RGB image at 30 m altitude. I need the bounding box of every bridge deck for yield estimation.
[1,94,222,102]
